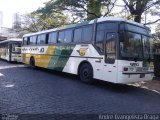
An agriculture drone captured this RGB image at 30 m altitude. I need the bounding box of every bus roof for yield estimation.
[0,38,22,44]
[23,17,150,37]
[97,17,149,28]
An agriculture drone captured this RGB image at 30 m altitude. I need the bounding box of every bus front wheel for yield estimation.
[79,63,93,83]
[29,57,35,68]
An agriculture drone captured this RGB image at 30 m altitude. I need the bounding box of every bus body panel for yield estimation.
[92,60,118,83]
[63,44,102,74]
[11,53,22,62]
[22,45,74,70]
[0,53,22,62]
[0,54,9,61]
[22,44,119,83]
[22,44,154,84]
[117,73,153,84]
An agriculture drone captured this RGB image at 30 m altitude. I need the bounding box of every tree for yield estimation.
[18,13,45,33]
[17,12,68,32]
[10,14,41,37]
[36,0,117,21]
[17,0,160,36]
[122,0,160,23]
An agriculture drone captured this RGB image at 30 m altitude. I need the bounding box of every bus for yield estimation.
[0,38,22,62]
[22,17,154,84]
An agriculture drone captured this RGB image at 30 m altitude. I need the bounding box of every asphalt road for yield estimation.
[0,60,160,120]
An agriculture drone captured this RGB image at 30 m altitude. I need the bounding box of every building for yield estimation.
[0,35,7,41]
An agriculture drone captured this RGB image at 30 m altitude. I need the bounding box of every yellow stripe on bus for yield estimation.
[35,46,56,68]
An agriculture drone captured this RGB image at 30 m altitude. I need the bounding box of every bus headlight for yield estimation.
[123,67,135,72]
[123,67,128,71]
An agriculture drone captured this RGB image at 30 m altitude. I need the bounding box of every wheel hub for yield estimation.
[83,69,89,77]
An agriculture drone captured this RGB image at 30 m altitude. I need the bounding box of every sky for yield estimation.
[0,0,49,28]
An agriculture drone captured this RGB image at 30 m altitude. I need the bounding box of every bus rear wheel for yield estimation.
[79,63,93,83]
[29,57,35,68]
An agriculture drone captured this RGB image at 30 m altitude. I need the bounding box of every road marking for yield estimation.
[4,83,15,88]
[0,65,25,70]
[0,73,4,76]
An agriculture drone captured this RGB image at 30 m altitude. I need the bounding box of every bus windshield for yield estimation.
[119,23,153,61]
[120,31,143,59]
[12,43,21,54]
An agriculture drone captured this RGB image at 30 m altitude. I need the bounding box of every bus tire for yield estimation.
[29,57,35,68]
[79,63,93,83]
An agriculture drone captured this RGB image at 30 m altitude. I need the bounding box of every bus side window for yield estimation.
[29,36,37,45]
[96,30,104,53]
[48,32,57,44]
[58,31,65,43]
[73,28,82,42]
[37,34,46,44]
[64,29,73,43]
[82,25,93,42]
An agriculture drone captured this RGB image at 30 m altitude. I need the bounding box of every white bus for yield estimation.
[0,38,22,62]
[22,17,154,83]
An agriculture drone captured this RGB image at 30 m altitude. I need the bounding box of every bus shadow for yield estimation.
[27,66,159,95]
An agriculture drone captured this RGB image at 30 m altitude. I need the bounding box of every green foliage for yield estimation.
[18,4,69,33]
[17,0,160,35]
[36,0,116,22]
[87,0,101,20]
[42,13,69,29]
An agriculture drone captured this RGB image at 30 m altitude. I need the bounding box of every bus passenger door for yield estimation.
[103,32,117,82]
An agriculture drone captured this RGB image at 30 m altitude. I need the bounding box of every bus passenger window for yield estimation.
[96,30,104,53]
[64,29,72,43]
[29,36,37,45]
[83,25,93,42]
[97,22,117,31]
[48,32,57,44]
[37,34,46,44]
[58,31,65,43]
[73,28,82,42]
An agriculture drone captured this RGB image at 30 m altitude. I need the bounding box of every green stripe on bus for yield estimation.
[48,45,75,71]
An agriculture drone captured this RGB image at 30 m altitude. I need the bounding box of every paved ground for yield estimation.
[131,79,160,94]
[0,60,160,120]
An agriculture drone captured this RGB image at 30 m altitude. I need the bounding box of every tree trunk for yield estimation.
[134,13,142,23]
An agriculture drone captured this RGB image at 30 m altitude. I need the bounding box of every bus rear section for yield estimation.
[0,39,22,62]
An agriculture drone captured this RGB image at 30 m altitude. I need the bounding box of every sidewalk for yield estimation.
[130,78,160,94]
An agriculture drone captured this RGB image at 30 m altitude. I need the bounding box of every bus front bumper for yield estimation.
[117,72,154,84]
